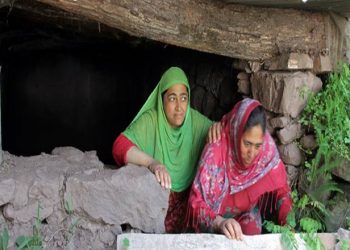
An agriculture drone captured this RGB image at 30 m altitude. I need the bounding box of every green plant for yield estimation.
[63,194,79,243]
[341,240,350,250]
[0,226,9,250]
[298,64,350,231]
[264,211,298,250]
[300,62,350,161]
[16,202,43,250]
[297,147,343,226]
[264,204,325,250]
[290,147,342,236]
[299,217,324,250]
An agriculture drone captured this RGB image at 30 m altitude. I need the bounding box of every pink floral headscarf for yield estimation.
[193,98,281,213]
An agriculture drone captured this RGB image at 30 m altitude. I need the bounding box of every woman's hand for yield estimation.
[207,122,222,143]
[214,216,243,240]
[148,162,172,189]
[125,147,172,189]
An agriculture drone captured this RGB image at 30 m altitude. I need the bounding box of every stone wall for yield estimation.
[0,147,168,249]
[233,52,329,186]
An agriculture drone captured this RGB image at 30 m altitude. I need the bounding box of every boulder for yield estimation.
[335,228,350,250]
[65,165,168,234]
[251,71,322,118]
[269,116,291,129]
[332,158,350,182]
[0,179,15,206]
[278,143,303,166]
[0,148,168,249]
[313,54,332,74]
[265,53,313,71]
[300,135,317,150]
[276,123,304,144]
[325,186,350,232]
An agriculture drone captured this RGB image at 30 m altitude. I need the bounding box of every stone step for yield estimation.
[116,232,336,250]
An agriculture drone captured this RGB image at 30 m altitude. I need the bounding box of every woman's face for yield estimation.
[240,125,264,167]
[163,84,188,128]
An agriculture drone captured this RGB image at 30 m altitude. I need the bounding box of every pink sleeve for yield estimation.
[187,181,218,232]
[112,134,136,167]
[187,143,225,233]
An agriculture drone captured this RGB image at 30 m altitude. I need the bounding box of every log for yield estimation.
[35,0,338,62]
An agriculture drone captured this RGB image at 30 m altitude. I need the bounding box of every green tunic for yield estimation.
[123,67,212,192]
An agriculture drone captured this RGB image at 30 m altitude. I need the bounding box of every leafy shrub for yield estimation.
[298,62,349,230]
[300,63,350,161]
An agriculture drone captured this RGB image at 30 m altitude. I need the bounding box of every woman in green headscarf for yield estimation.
[112,66,220,233]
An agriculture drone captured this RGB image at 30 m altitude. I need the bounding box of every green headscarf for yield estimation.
[123,67,211,192]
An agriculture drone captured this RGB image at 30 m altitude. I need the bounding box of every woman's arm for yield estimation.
[126,146,171,189]
[112,133,171,189]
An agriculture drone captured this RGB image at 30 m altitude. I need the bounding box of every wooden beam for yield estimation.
[36,0,329,61]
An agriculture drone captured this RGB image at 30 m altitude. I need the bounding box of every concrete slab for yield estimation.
[116,233,315,250]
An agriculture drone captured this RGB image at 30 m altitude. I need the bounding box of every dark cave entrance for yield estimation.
[0,4,241,165]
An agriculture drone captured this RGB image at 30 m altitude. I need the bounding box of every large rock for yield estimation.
[276,123,304,145]
[0,179,15,206]
[335,228,350,250]
[269,116,291,129]
[116,232,336,250]
[278,142,303,166]
[0,155,66,223]
[300,135,317,150]
[325,185,350,232]
[313,54,332,74]
[0,148,109,249]
[265,53,313,71]
[251,71,322,118]
[65,165,169,234]
[332,158,350,182]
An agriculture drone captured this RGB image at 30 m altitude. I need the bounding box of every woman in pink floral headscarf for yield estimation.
[187,98,292,240]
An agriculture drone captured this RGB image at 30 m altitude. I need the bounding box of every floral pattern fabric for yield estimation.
[188,98,292,234]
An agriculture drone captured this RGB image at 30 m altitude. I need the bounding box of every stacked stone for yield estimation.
[233,52,332,186]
